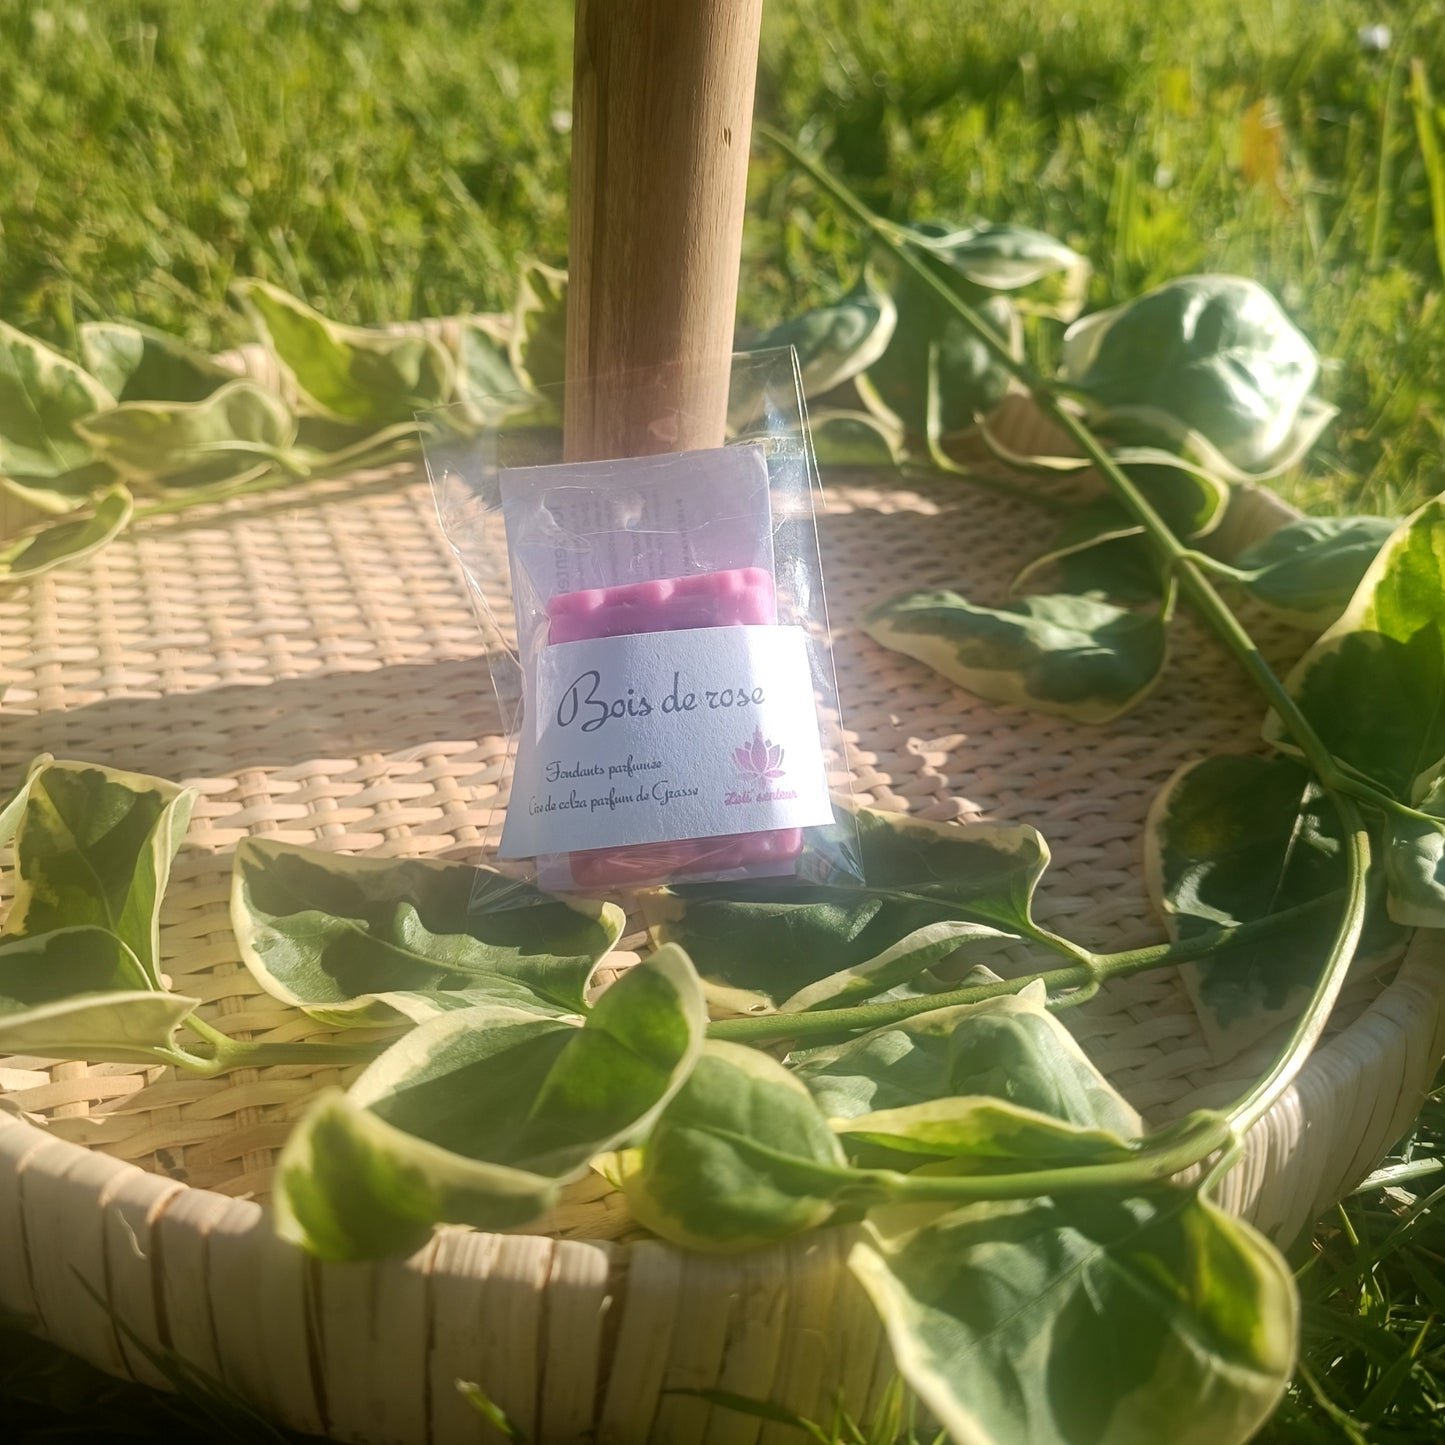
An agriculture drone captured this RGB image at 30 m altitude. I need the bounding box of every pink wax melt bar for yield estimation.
[546,566,778,643]
[545,566,804,887]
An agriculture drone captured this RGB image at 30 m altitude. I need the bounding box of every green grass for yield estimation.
[2,0,1444,1440]
[2,0,1443,512]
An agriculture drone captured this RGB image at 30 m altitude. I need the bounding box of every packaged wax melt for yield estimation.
[423,348,863,894]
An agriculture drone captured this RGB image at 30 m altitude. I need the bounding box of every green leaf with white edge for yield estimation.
[0,927,198,1065]
[75,380,295,487]
[78,321,234,404]
[620,1039,849,1252]
[235,280,454,425]
[907,221,1092,321]
[862,584,1172,724]
[779,921,1013,1014]
[850,1187,1296,1445]
[860,260,1018,436]
[1061,275,1326,476]
[1109,396,1337,486]
[0,321,114,480]
[509,261,568,393]
[846,806,1054,926]
[836,1096,1136,1173]
[792,983,1143,1137]
[0,485,133,585]
[1234,515,1395,630]
[1384,773,1445,927]
[1,925,151,1007]
[354,946,707,1173]
[275,946,707,1260]
[0,461,117,518]
[1264,497,1445,799]
[743,281,897,399]
[1013,456,1228,602]
[275,1088,563,1262]
[5,759,196,989]
[0,755,48,847]
[809,408,905,467]
[454,317,526,423]
[231,837,625,1026]
[644,805,1049,1014]
[1145,753,1403,1060]
[1013,502,1163,604]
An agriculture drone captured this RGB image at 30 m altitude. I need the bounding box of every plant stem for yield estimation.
[706,891,1341,1045]
[757,128,1389,1190]
[757,124,1436,836]
[178,1013,385,1077]
[847,1116,1235,1204]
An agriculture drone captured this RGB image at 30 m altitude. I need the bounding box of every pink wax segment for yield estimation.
[544,565,806,887]
[568,827,805,890]
[545,566,778,643]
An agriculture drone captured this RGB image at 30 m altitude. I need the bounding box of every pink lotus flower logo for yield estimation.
[734,725,786,781]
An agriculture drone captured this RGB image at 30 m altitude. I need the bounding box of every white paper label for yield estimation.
[498,625,835,858]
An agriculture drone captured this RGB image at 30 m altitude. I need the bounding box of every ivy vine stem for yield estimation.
[756,125,1381,1179]
[705,891,1342,1045]
[757,124,1424,834]
[175,1012,386,1077]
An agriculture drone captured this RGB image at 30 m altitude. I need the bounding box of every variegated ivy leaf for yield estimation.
[791,983,1143,1137]
[232,838,626,1026]
[644,805,1051,1015]
[4,757,196,989]
[75,379,295,488]
[454,316,526,423]
[861,217,1083,436]
[742,281,898,400]
[907,221,1092,321]
[619,1040,849,1252]
[0,321,114,481]
[1012,455,1229,603]
[0,755,47,847]
[1264,500,1445,851]
[509,260,568,394]
[234,279,455,425]
[860,258,1019,437]
[1060,275,1329,477]
[836,1097,1136,1173]
[809,407,905,467]
[274,946,707,1260]
[1013,501,1164,604]
[78,321,234,404]
[1145,753,1404,1060]
[0,461,117,517]
[849,1188,1295,1445]
[1147,396,1337,486]
[0,485,133,585]
[1385,774,1445,928]
[1264,499,1445,794]
[1232,515,1396,631]
[0,927,198,1065]
[862,584,1172,724]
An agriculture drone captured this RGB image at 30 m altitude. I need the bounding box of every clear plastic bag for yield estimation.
[422,347,862,895]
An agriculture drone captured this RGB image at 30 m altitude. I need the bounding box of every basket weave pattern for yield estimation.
[2,461,1442,1444]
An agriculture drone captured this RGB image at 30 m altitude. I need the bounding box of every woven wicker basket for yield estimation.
[2,411,1443,1444]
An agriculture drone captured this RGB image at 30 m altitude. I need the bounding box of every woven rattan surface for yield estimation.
[2,454,1444,1444]
[0,460,1389,1152]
